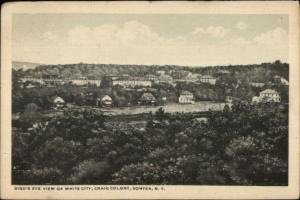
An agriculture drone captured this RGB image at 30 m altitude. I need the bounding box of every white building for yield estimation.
[53,96,65,108]
[252,89,281,103]
[252,96,261,103]
[96,95,113,107]
[199,75,217,85]
[145,74,159,83]
[178,91,195,104]
[112,77,152,88]
[70,79,101,86]
[20,77,44,84]
[175,74,199,83]
[225,96,233,103]
[250,82,265,87]
[44,79,65,86]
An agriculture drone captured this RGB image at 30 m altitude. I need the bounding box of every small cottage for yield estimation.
[96,95,113,107]
[252,96,261,103]
[178,91,195,104]
[138,92,157,106]
[225,96,233,103]
[193,117,208,124]
[53,96,65,108]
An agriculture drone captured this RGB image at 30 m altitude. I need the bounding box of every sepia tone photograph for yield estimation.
[1,1,299,199]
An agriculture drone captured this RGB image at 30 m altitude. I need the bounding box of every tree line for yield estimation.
[12,101,288,185]
[19,61,288,82]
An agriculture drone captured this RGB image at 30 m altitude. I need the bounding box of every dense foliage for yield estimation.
[21,61,288,82]
[12,61,289,113]
[12,101,288,185]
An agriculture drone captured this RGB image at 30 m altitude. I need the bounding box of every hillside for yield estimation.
[20,60,289,83]
[12,61,42,71]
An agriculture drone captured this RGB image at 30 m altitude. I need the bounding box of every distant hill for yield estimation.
[18,60,289,83]
[13,61,42,71]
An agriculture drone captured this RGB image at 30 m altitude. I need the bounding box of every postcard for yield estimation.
[1,1,299,199]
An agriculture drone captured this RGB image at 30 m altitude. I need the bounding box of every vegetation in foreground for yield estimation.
[12,101,288,185]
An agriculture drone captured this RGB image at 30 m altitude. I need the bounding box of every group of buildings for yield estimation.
[252,89,281,103]
[100,70,231,88]
[19,75,101,88]
[19,69,234,89]
[51,90,195,109]
[19,69,287,108]
[51,87,282,109]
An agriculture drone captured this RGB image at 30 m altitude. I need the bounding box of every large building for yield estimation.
[112,77,152,88]
[68,78,101,87]
[174,73,199,83]
[20,77,44,84]
[178,91,195,104]
[252,89,281,103]
[145,74,159,83]
[199,75,217,85]
[44,79,65,86]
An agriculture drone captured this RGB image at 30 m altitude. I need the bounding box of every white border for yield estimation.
[1,1,299,199]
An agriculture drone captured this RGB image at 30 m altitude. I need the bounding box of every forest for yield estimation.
[18,60,288,82]
[12,60,289,113]
[12,60,289,185]
[12,101,288,185]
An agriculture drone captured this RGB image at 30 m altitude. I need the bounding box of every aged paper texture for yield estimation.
[1,1,299,199]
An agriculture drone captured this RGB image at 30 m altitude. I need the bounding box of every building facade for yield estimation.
[69,79,101,86]
[225,96,233,103]
[178,91,195,104]
[252,89,281,103]
[112,77,152,88]
[259,89,281,102]
[53,96,65,108]
[199,75,217,85]
[97,95,113,107]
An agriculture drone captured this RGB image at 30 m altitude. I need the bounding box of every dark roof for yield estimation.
[180,91,193,96]
[139,92,156,101]
[97,94,112,99]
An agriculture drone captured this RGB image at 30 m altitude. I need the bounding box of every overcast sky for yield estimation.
[12,14,288,66]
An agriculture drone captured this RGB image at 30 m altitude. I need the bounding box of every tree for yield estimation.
[69,160,110,184]
[155,107,167,121]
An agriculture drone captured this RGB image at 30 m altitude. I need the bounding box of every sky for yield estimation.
[12,14,289,66]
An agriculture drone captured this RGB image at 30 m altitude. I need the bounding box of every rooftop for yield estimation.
[180,90,193,96]
[200,75,215,79]
[215,70,230,74]
[260,89,279,94]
